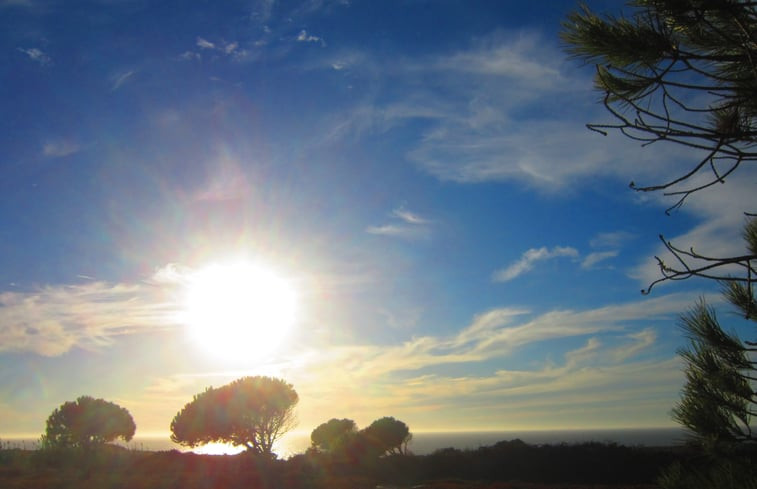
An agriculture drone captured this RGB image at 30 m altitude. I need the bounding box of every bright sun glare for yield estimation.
[182,261,297,361]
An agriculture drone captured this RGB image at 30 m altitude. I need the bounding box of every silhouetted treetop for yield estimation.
[311,418,357,452]
[362,416,412,456]
[41,395,136,449]
[170,376,298,457]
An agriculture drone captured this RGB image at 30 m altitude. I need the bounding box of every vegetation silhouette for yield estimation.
[657,220,757,488]
[563,1,757,487]
[310,418,358,452]
[170,376,298,458]
[40,395,135,450]
[562,0,757,294]
[362,416,412,455]
[308,416,412,469]
[1,436,687,489]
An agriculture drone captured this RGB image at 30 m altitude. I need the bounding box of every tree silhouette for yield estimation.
[658,219,757,488]
[41,395,136,449]
[310,418,357,452]
[563,3,757,486]
[170,376,298,457]
[362,416,412,455]
[561,0,757,294]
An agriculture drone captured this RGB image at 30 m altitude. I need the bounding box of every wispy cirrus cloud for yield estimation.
[296,29,325,46]
[612,328,657,362]
[366,206,433,240]
[315,30,697,195]
[492,246,578,282]
[111,70,136,91]
[581,250,619,269]
[182,37,249,62]
[288,292,692,429]
[310,29,749,297]
[0,278,181,357]
[196,37,216,49]
[579,230,637,269]
[17,47,50,65]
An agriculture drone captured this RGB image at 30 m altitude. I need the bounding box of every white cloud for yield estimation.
[179,51,201,61]
[196,37,215,49]
[188,38,249,61]
[366,206,433,240]
[631,170,757,291]
[493,246,578,282]
[287,293,692,429]
[17,47,50,65]
[392,207,431,225]
[611,328,657,362]
[111,70,136,91]
[0,273,183,357]
[315,31,702,196]
[296,29,324,45]
[366,224,414,237]
[436,33,564,87]
[42,140,80,158]
[581,250,619,269]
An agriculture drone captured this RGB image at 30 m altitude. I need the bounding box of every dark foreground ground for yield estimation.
[0,439,691,489]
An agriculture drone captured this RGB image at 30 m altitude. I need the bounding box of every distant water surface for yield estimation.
[2,427,686,456]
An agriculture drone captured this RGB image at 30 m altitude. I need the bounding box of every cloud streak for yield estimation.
[17,47,50,65]
[366,206,433,240]
[493,246,578,282]
[0,278,182,356]
[111,70,136,91]
[287,293,692,429]
[581,250,619,269]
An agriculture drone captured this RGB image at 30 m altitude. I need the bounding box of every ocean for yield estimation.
[2,427,687,457]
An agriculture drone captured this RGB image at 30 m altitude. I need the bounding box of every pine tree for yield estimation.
[562,2,757,486]
[562,0,757,293]
[659,221,757,487]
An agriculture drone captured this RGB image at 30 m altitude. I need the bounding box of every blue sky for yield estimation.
[1,0,754,445]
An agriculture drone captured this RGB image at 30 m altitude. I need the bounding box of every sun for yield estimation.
[182,261,297,361]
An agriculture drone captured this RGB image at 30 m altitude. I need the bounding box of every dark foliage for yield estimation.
[170,376,298,457]
[361,416,412,455]
[562,0,757,294]
[0,438,690,489]
[657,222,757,489]
[40,396,135,449]
[563,2,757,484]
[310,418,357,452]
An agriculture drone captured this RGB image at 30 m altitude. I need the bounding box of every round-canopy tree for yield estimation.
[41,395,136,449]
[170,376,298,457]
[362,416,412,455]
[311,418,357,451]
